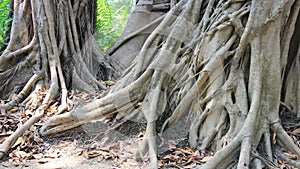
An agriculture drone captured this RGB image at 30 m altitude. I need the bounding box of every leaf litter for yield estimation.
[0,91,300,168]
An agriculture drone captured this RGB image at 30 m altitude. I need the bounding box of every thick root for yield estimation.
[0,108,44,160]
[0,71,44,114]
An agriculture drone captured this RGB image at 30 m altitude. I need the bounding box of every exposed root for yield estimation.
[23,81,44,110]
[0,71,44,114]
[0,0,300,168]
[39,0,300,168]
[276,148,300,168]
[273,122,300,157]
[0,107,45,160]
[0,0,111,161]
[135,69,167,167]
[40,69,153,135]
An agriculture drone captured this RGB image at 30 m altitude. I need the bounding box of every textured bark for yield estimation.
[0,0,111,100]
[1,0,300,168]
[0,0,113,158]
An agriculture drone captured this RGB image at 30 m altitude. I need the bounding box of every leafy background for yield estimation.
[97,0,135,51]
[0,0,135,53]
[0,0,12,53]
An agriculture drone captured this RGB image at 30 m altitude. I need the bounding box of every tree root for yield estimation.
[134,69,167,167]
[0,107,44,160]
[0,0,300,168]
[40,69,153,136]
[0,71,44,114]
[38,0,300,168]
[0,0,109,161]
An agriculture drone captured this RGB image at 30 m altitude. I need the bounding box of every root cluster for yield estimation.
[0,0,300,168]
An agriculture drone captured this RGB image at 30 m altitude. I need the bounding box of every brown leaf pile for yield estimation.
[7,126,45,167]
[2,92,300,169]
[81,143,121,161]
[0,113,19,143]
[159,147,212,168]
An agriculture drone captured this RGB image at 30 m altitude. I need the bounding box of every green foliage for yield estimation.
[97,0,135,51]
[0,0,11,51]
[0,0,134,52]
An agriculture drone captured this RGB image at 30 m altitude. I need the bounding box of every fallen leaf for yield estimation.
[12,137,23,148]
[15,151,30,158]
[109,143,119,149]
[8,108,18,113]
[168,162,183,169]
[176,148,193,155]
[104,81,115,86]
[38,158,51,164]
[96,147,109,152]
[199,156,211,163]
[273,131,277,144]
[45,152,60,159]
[0,131,13,138]
[291,128,300,136]
[184,162,197,168]
[284,152,298,160]
[32,153,43,159]
[89,151,102,158]
[82,151,90,159]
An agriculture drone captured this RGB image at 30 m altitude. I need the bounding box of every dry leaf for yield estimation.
[291,128,300,136]
[38,158,51,164]
[89,151,102,158]
[8,108,19,113]
[184,162,197,168]
[176,148,193,155]
[284,152,298,160]
[273,131,277,144]
[199,156,211,163]
[12,137,23,148]
[168,162,183,169]
[15,151,30,158]
[32,153,43,159]
[45,152,60,159]
[96,147,110,152]
[109,143,119,149]
[82,151,90,159]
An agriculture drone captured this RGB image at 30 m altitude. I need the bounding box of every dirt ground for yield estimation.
[0,90,196,169]
[0,116,191,169]
[0,122,149,169]
[1,91,299,169]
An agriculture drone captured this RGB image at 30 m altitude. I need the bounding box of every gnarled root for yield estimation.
[40,69,153,135]
[135,69,168,167]
[41,0,300,168]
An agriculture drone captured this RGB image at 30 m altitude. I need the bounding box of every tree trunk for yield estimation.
[0,0,111,100]
[1,0,300,168]
[0,0,113,159]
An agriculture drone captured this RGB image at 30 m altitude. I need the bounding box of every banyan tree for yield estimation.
[0,0,300,168]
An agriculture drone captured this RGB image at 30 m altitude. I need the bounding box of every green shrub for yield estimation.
[96,0,135,51]
[0,0,11,51]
